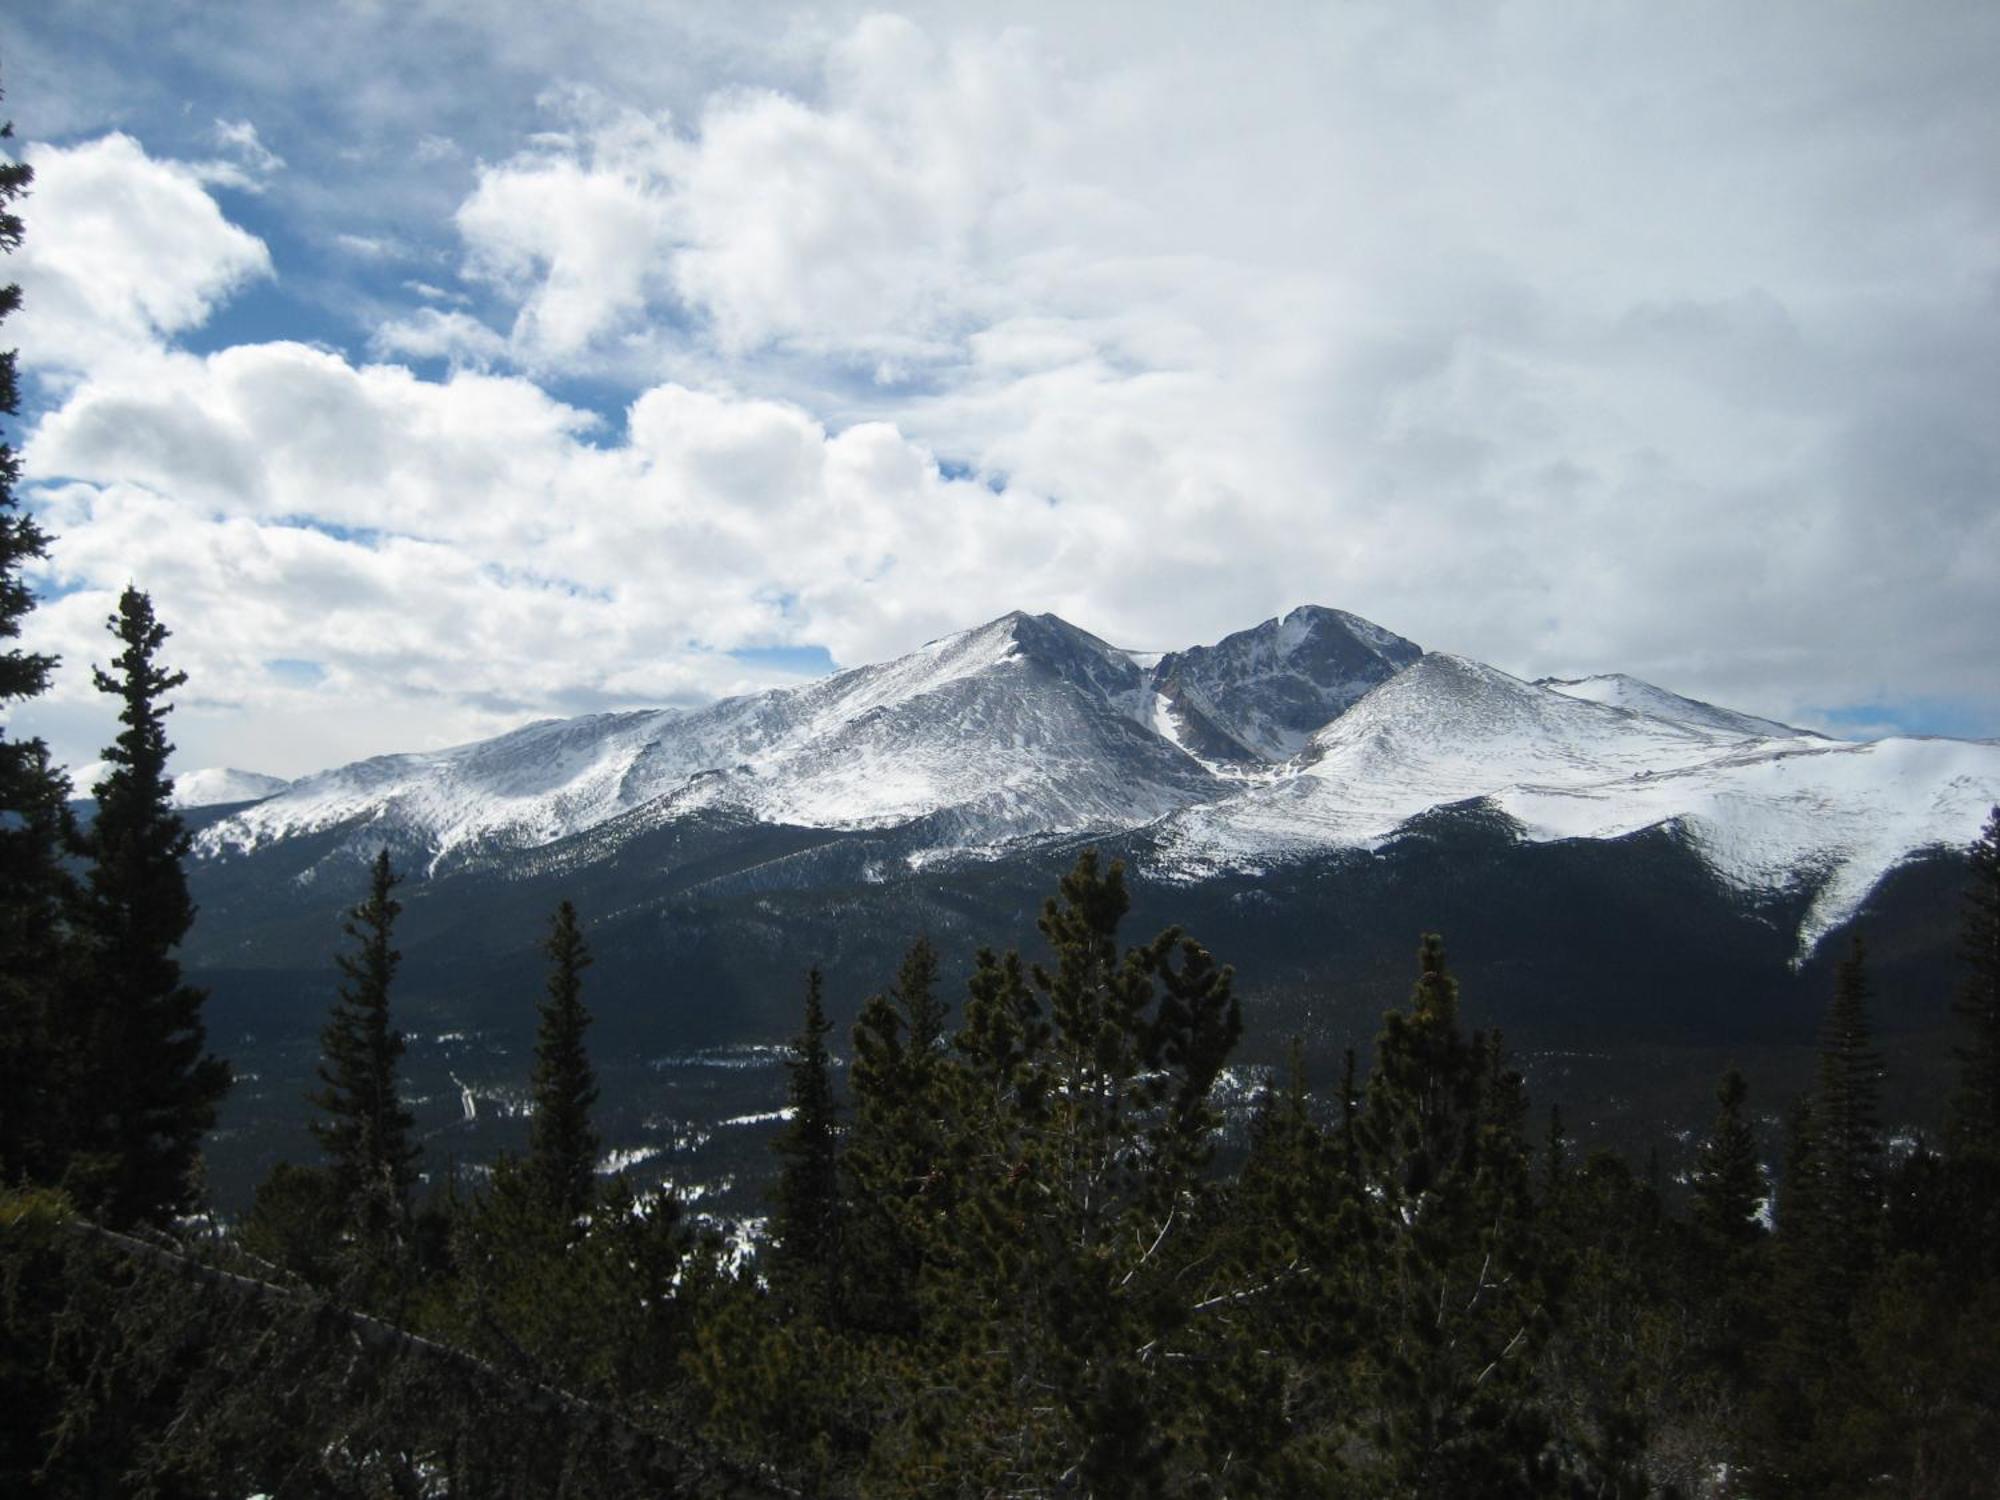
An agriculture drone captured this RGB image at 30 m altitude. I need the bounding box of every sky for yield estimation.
[4,2,1998,781]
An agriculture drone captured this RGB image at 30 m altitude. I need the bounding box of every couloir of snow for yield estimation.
[1153,655,2000,957]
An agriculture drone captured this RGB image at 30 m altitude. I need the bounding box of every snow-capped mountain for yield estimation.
[191,605,2000,956]
[65,761,291,809]
[1156,654,2000,956]
[172,767,292,809]
[198,611,1221,868]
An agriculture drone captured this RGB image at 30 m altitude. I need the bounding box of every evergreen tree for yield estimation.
[1949,805,2000,1156]
[768,966,840,1316]
[1683,1064,1770,1453]
[843,935,949,1333]
[66,588,228,1226]
[311,848,419,1262]
[1690,1066,1765,1250]
[0,111,74,1190]
[1808,937,1885,1291]
[1350,933,1555,1495]
[1754,941,1890,1493]
[527,899,598,1228]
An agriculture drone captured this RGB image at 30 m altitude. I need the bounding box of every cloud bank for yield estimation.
[8,4,1999,777]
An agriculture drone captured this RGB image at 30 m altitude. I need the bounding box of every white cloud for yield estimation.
[13,133,273,375]
[207,117,285,181]
[371,307,511,367]
[10,4,2000,776]
[17,342,1070,773]
[453,96,680,363]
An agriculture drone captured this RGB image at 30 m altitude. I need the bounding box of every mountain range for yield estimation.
[165,605,2000,1209]
[189,604,1997,959]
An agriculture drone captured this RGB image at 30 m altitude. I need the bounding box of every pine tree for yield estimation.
[843,936,949,1333]
[1685,1065,1771,1441]
[1754,941,1890,1491]
[527,899,599,1228]
[1350,934,1554,1495]
[0,110,73,1190]
[311,848,419,1260]
[1690,1066,1766,1250]
[1809,937,1885,1289]
[768,966,840,1316]
[1949,806,2000,1156]
[65,588,229,1226]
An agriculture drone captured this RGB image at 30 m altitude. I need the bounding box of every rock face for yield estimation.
[1146,605,1423,768]
[190,604,2000,956]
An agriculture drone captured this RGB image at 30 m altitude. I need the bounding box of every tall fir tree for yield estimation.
[843,935,949,1333]
[1350,934,1555,1496]
[311,848,419,1259]
[66,588,228,1226]
[1949,805,2000,1157]
[0,94,72,1190]
[527,899,599,1228]
[1690,1066,1766,1250]
[1807,937,1885,1292]
[768,965,841,1316]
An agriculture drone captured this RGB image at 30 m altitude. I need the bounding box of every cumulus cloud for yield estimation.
[12,133,273,375]
[11,3,2000,776]
[18,341,1071,773]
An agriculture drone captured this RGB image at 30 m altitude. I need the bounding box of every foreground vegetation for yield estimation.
[4,810,2000,1495]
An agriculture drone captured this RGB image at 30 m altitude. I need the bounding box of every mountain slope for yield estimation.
[172,768,293,808]
[1537,672,1820,740]
[197,610,1221,870]
[1153,654,2000,955]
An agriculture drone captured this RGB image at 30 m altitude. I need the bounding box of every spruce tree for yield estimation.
[843,936,949,1333]
[311,848,419,1259]
[1949,805,2000,1156]
[0,106,72,1189]
[1809,937,1885,1285]
[1690,1066,1766,1250]
[1351,934,1553,1495]
[66,588,229,1226]
[768,966,840,1316]
[527,899,599,1228]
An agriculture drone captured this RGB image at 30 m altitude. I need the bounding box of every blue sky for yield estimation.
[4,2,1998,778]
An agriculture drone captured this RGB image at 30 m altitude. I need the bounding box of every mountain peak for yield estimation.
[1148,605,1423,765]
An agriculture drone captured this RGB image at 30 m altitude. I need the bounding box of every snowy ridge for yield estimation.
[172,767,292,808]
[190,605,2000,956]
[197,611,1218,866]
[1155,656,2000,957]
[1537,673,1819,741]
